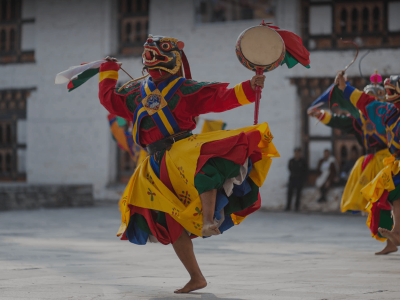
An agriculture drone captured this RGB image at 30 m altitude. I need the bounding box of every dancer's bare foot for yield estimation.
[375,244,398,255]
[201,222,221,237]
[174,276,207,293]
[378,228,400,246]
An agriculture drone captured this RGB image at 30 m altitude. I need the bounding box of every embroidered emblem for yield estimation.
[263,132,273,143]
[193,222,201,230]
[359,175,369,186]
[178,190,191,205]
[142,90,167,115]
[147,188,156,201]
[187,134,198,142]
[146,173,155,185]
[172,207,180,217]
[382,173,391,185]
[364,120,375,133]
[195,142,204,148]
[178,166,188,184]
[193,207,202,216]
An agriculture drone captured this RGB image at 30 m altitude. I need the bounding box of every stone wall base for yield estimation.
[0,184,94,211]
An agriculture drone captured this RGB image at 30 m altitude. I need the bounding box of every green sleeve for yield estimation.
[326,114,357,135]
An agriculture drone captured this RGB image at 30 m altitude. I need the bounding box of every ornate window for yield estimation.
[0,0,35,64]
[0,89,30,181]
[291,76,370,185]
[301,0,400,50]
[195,0,276,23]
[118,0,150,56]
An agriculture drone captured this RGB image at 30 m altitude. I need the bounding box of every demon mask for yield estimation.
[364,84,385,101]
[384,75,400,103]
[142,35,185,75]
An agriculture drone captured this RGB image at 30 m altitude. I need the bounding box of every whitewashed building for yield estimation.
[1,0,400,209]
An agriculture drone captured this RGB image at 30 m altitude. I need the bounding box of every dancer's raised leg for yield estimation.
[379,200,400,245]
[200,189,221,236]
[172,231,207,293]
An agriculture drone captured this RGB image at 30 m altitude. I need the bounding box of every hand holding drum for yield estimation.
[236,24,285,125]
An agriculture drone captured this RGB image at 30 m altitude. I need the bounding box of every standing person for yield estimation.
[94,33,310,293]
[286,147,307,211]
[316,149,338,203]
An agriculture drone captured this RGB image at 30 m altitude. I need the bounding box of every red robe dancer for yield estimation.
[98,34,306,293]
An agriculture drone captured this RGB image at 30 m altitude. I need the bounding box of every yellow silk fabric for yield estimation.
[117,123,279,237]
[341,149,391,213]
[201,120,225,133]
[361,154,400,203]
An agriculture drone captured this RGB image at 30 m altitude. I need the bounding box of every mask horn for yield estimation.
[181,50,192,80]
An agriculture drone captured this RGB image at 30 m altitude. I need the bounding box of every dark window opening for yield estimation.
[373,7,380,32]
[136,0,142,12]
[9,28,15,51]
[125,23,131,43]
[126,0,132,13]
[362,8,369,33]
[135,22,141,42]
[0,29,6,51]
[351,8,358,33]
[1,0,7,21]
[340,9,347,33]
[5,153,11,172]
[5,124,11,143]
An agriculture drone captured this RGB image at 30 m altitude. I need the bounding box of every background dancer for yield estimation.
[308,74,395,254]
[336,71,400,248]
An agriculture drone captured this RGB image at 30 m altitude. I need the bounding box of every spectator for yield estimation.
[316,149,338,203]
[285,147,307,211]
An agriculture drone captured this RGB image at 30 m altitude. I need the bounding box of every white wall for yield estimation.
[0,0,122,199]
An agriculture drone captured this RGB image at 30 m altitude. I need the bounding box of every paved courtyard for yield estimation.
[0,206,399,300]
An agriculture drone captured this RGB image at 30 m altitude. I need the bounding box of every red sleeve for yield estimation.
[98,61,132,120]
[184,80,256,116]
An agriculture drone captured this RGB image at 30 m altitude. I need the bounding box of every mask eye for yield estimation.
[160,42,172,51]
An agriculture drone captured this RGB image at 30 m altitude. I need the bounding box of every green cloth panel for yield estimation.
[194,157,241,194]
[388,184,400,203]
[68,68,99,92]
[327,114,356,133]
[133,213,152,235]
[281,51,310,69]
[194,157,259,215]
[377,209,394,238]
[330,86,360,119]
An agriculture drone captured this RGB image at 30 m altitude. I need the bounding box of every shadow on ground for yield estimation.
[151,292,243,300]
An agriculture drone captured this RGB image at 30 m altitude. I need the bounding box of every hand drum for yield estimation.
[236,25,285,124]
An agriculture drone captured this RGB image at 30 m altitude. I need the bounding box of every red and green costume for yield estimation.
[99,60,279,245]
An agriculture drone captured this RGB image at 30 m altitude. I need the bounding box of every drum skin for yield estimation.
[236,26,285,72]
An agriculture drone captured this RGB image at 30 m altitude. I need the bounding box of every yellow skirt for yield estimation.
[341,149,391,213]
[117,123,279,238]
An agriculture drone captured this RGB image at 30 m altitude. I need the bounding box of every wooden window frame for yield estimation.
[118,0,150,57]
[0,0,35,64]
[301,0,400,51]
[0,88,33,181]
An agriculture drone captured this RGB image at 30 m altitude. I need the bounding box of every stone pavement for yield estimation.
[0,206,399,300]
